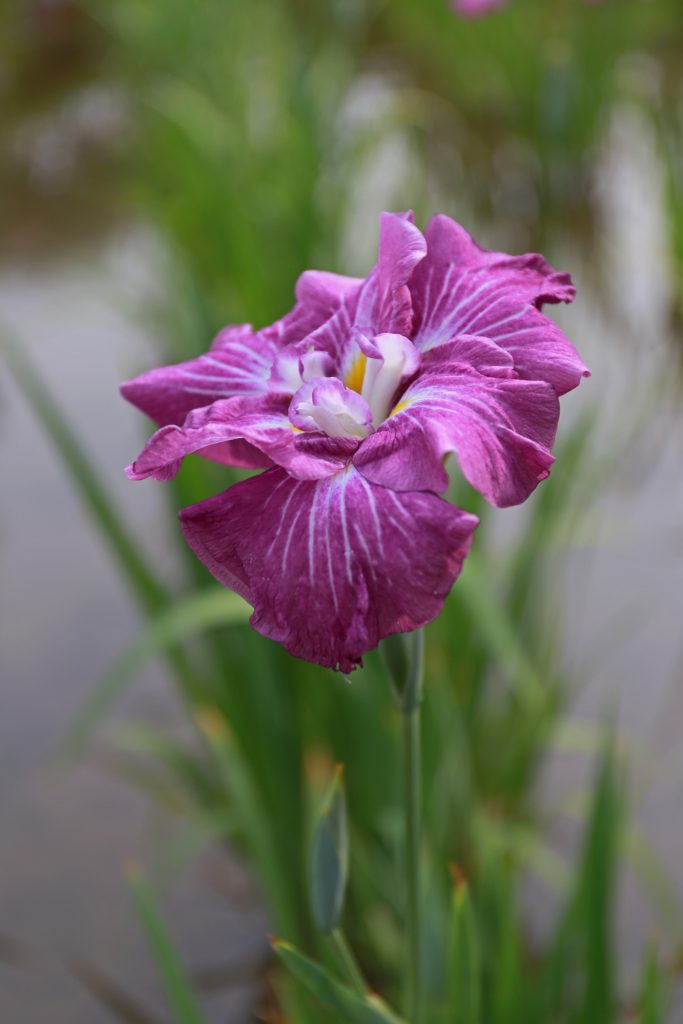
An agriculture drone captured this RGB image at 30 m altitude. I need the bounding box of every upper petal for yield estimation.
[410,214,588,395]
[378,211,428,335]
[126,394,347,482]
[353,336,560,507]
[179,467,478,672]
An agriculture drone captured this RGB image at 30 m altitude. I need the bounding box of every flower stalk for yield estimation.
[383,628,425,1023]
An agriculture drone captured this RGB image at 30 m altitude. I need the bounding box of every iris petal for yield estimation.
[180,467,478,672]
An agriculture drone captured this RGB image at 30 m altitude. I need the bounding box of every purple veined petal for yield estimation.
[125,271,362,425]
[420,215,576,302]
[410,214,588,395]
[122,325,278,427]
[304,273,381,380]
[303,212,426,386]
[179,466,479,672]
[248,273,362,351]
[295,269,364,310]
[290,377,374,438]
[126,394,347,483]
[354,336,560,507]
[377,211,428,335]
[450,0,507,17]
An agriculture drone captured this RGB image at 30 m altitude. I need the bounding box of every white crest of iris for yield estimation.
[288,332,420,439]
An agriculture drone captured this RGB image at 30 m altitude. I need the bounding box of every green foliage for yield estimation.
[309,766,349,935]
[127,867,208,1024]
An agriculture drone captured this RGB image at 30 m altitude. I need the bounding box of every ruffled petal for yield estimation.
[294,269,364,312]
[121,325,277,427]
[353,336,559,507]
[122,277,358,428]
[179,467,478,672]
[126,395,347,482]
[304,212,427,382]
[410,214,588,395]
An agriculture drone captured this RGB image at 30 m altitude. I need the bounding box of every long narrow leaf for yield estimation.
[1,327,166,613]
[61,588,250,757]
[273,940,406,1024]
[127,867,208,1024]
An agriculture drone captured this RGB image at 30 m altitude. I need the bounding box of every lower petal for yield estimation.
[179,467,478,672]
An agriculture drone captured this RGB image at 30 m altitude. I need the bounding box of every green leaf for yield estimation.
[61,588,250,758]
[456,556,544,707]
[310,765,348,934]
[447,872,482,1024]
[1,326,166,615]
[273,940,405,1024]
[127,867,207,1024]
[639,945,667,1024]
[575,742,620,1024]
[1,324,200,704]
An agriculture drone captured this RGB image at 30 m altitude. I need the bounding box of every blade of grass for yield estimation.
[1,325,203,705]
[273,940,406,1024]
[68,957,166,1024]
[127,866,208,1024]
[1,326,166,614]
[60,588,250,758]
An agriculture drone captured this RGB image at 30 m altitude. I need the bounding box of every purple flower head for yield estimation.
[450,0,507,17]
[449,0,605,17]
[122,212,588,672]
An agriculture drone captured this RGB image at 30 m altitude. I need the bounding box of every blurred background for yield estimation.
[1,0,683,1021]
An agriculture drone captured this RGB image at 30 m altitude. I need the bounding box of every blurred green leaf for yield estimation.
[127,867,207,1024]
[310,765,348,935]
[62,588,250,757]
[273,940,405,1024]
[1,326,167,613]
[457,555,544,705]
[447,873,482,1024]
[638,945,667,1024]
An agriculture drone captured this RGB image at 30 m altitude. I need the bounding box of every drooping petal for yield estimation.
[121,325,278,427]
[126,395,347,482]
[353,336,559,507]
[410,214,588,395]
[377,211,428,335]
[179,467,478,672]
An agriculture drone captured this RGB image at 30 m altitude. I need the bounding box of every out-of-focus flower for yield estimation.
[450,0,507,18]
[450,0,605,16]
[123,212,587,671]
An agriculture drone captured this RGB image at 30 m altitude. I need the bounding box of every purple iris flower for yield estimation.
[450,0,507,17]
[450,0,605,16]
[122,212,587,672]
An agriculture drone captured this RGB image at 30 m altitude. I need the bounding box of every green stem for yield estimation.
[401,629,425,1024]
[330,929,366,996]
